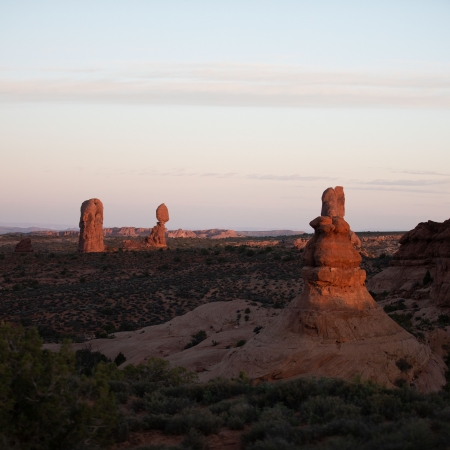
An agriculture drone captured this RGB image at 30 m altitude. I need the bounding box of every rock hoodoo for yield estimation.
[208,186,445,391]
[368,219,450,306]
[122,203,170,250]
[78,198,105,253]
[15,238,33,253]
[143,203,169,248]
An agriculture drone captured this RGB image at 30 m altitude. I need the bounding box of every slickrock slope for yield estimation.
[14,238,33,252]
[78,198,105,253]
[45,300,278,378]
[208,187,446,391]
[367,220,450,306]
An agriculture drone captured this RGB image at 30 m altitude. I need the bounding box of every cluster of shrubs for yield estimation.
[4,323,450,450]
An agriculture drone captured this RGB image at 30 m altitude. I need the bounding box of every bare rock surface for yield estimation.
[14,238,33,252]
[367,220,450,306]
[45,300,278,379]
[78,198,105,253]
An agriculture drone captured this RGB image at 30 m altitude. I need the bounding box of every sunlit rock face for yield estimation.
[78,198,105,253]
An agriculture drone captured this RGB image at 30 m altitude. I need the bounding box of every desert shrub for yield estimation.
[0,323,116,450]
[300,396,361,424]
[383,301,406,313]
[185,330,207,349]
[114,351,127,366]
[389,313,413,332]
[165,408,223,435]
[396,358,413,373]
[145,391,195,415]
[75,345,110,376]
[236,339,246,347]
[423,270,433,285]
[439,314,450,325]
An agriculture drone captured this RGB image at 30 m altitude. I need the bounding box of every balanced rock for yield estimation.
[78,198,105,253]
[368,219,450,306]
[144,203,170,248]
[15,238,33,253]
[208,187,445,391]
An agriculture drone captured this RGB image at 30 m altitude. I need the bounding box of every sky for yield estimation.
[1,1,449,231]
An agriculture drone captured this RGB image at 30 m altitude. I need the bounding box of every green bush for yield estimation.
[0,323,116,449]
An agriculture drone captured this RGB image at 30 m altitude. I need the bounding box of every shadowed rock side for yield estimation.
[78,198,104,253]
[368,219,450,307]
[15,238,33,252]
[208,187,446,391]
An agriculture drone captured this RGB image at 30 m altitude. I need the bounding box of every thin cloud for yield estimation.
[347,186,449,194]
[361,178,450,186]
[394,170,450,176]
[1,62,449,108]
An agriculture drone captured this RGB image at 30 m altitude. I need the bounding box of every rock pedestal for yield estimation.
[15,238,33,252]
[208,187,445,391]
[78,198,105,253]
[122,203,169,250]
[144,203,169,248]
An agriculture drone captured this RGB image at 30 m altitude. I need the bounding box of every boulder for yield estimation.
[78,198,105,253]
[15,238,33,252]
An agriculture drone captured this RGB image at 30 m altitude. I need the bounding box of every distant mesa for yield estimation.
[167,229,198,238]
[368,218,450,306]
[78,198,105,253]
[15,238,33,253]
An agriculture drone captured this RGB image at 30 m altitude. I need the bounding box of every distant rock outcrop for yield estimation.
[194,229,240,239]
[15,238,33,252]
[368,220,450,306]
[167,229,198,238]
[78,198,105,253]
[293,238,309,250]
[208,186,445,391]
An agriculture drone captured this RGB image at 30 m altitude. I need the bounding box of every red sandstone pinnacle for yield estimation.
[321,186,345,218]
[15,238,33,252]
[78,198,105,253]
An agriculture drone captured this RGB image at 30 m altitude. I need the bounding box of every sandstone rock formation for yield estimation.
[368,220,450,306]
[293,238,309,250]
[122,203,170,250]
[15,238,33,252]
[78,198,105,253]
[167,229,198,238]
[193,229,240,239]
[143,203,169,248]
[208,186,446,391]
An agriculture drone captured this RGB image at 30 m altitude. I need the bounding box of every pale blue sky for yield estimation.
[1,1,449,230]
